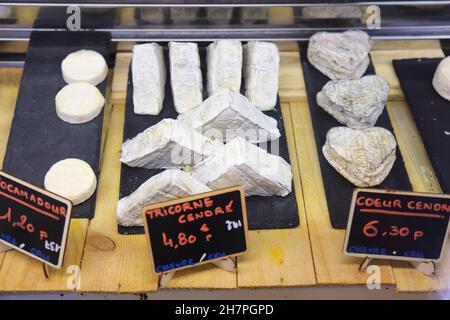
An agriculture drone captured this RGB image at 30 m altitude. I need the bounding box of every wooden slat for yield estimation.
[237,103,316,288]
[0,68,23,269]
[268,7,294,24]
[167,261,237,289]
[236,48,315,288]
[119,7,137,26]
[372,42,450,293]
[15,6,39,25]
[110,52,132,105]
[77,100,159,292]
[0,41,28,54]
[0,219,89,292]
[372,40,443,51]
[279,51,306,103]
[290,101,396,285]
[77,102,159,293]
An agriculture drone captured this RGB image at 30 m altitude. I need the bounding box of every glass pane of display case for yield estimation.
[1,3,450,41]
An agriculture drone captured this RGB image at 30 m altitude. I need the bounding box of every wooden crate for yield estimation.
[0,40,449,294]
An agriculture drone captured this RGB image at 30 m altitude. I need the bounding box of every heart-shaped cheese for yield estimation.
[323,127,397,187]
[317,75,389,129]
[307,31,372,80]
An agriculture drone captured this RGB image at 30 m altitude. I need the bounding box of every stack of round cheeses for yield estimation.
[44,49,108,206]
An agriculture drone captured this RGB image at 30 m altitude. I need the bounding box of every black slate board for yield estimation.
[394,58,450,194]
[299,44,412,229]
[2,31,111,219]
[119,45,299,234]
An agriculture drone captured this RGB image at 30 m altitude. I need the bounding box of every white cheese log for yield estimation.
[207,40,242,96]
[244,41,280,111]
[55,82,105,124]
[132,43,166,115]
[44,159,97,206]
[117,169,211,227]
[192,137,292,197]
[120,119,222,169]
[169,42,203,113]
[178,89,280,143]
[61,49,108,86]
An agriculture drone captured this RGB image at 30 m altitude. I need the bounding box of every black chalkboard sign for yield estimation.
[0,171,72,268]
[142,186,248,273]
[344,189,450,262]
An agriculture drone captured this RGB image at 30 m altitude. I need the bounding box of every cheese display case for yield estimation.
[1,1,450,299]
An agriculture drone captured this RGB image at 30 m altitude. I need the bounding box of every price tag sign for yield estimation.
[344,188,450,262]
[142,186,248,274]
[0,171,72,268]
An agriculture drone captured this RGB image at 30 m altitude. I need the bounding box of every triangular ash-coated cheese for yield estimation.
[177,90,280,143]
[317,75,389,129]
[132,43,166,115]
[191,137,292,197]
[120,119,222,169]
[117,169,211,227]
[323,127,397,187]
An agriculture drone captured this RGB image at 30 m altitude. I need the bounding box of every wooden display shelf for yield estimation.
[0,40,448,294]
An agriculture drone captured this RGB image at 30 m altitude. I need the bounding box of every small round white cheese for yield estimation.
[45,159,97,206]
[61,49,108,85]
[55,82,105,124]
[433,57,450,101]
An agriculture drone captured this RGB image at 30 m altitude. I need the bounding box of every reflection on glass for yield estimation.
[0,6,14,21]
[206,7,234,24]
[138,7,169,24]
[2,5,450,40]
[240,7,269,24]
[170,7,200,23]
[301,6,363,20]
